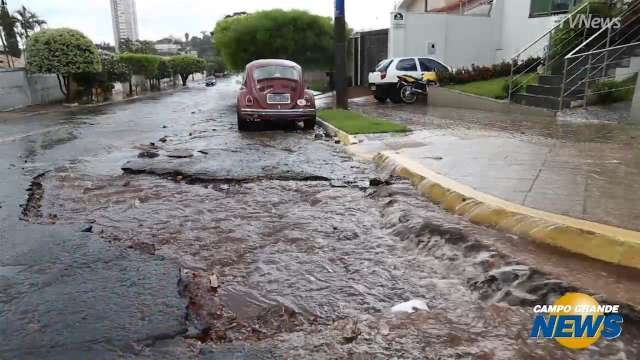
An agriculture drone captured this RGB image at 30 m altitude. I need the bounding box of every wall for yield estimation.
[499,0,563,60]
[391,12,499,67]
[390,0,564,67]
[0,70,65,111]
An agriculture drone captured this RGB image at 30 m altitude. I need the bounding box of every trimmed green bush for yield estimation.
[168,55,206,86]
[26,28,101,102]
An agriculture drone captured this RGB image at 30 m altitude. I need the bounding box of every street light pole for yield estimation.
[334,0,348,109]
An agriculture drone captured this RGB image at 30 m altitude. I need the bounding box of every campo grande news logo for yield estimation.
[530,292,624,349]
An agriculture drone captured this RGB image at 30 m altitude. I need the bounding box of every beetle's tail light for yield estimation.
[381,72,387,80]
[245,96,254,106]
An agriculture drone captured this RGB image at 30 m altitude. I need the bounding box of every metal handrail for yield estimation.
[560,41,640,109]
[510,29,589,94]
[567,0,640,58]
[567,41,640,59]
[508,1,603,100]
[557,0,640,110]
[510,1,593,60]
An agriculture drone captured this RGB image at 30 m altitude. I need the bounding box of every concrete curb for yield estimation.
[374,151,640,270]
[317,118,360,145]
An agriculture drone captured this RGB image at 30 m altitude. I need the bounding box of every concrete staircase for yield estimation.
[511,75,572,110]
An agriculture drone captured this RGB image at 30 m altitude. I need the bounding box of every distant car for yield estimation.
[205,77,216,87]
[368,57,452,103]
[236,59,316,131]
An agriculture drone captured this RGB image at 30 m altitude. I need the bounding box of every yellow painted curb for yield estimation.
[317,118,360,145]
[374,151,640,270]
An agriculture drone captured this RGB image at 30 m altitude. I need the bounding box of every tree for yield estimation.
[118,53,162,94]
[119,38,157,54]
[0,0,20,58]
[26,28,101,102]
[189,32,216,59]
[100,51,129,83]
[155,57,172,89]
[13,5,46,45]
[0,26,12,67]
[206,56,226,76]
[213,10,335,71]
[168,55,206,86]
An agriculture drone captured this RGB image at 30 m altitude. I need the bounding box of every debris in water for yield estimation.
[138,151,160,159]
[391,299,429,314]
[81,225,93,233]
[369,178,391,187]
[159,136,168,143]
[167,150,193,158]
[209,274,219,289]
[334,319,361,343]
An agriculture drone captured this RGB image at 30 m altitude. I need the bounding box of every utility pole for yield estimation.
[334,0,348,109]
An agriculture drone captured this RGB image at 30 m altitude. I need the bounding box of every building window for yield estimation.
[530,0,582,17]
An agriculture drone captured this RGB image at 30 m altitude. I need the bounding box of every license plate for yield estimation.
[267,93,291,104]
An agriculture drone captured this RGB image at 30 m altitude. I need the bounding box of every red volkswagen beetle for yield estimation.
[236,59,317,131]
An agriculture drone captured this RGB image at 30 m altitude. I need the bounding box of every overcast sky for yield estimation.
[8,0,396,44]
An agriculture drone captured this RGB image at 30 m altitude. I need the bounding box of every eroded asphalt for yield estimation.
[2,79,640,359]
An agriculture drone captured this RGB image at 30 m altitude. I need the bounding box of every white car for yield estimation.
[368,57,452,103]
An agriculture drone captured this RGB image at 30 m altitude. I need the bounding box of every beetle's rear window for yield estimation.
[254,66,299,81]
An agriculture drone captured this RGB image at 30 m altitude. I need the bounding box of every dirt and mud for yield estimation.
[22,160,640,359]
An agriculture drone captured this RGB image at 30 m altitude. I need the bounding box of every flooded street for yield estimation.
[3,79,640,359]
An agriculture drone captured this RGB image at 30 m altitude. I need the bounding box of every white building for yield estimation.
[389,0,584,68]
[110,0,140,50]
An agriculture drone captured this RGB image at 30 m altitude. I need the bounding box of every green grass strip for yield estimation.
[318,109,410,135]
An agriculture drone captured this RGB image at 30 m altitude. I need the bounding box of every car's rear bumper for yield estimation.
[239,108,316,121]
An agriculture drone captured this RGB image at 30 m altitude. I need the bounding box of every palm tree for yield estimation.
[13,5,46,45]
[0,27,14,68]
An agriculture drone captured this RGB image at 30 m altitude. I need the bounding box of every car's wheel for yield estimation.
[374,95,387,103]
[237,114,251,131]
[389,87,403,104]
[303,118,316,130]
[400,85,417,104]
[374,85,388,103]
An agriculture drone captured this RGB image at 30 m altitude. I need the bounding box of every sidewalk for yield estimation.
[347,97,640,232]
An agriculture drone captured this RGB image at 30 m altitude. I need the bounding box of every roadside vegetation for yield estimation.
[213,10,335,72]
[437,58,540,99]
[319,109,410,134]
[593,75,638,104]
[447,75,539,100]
[307,79,330,93]
[26,28,101,102]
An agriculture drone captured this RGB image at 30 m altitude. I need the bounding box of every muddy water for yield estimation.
[13,81,640,358]
[26,166,640,358]
[349,97,640,146]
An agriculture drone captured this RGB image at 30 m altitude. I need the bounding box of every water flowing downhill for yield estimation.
[2,79,640,358]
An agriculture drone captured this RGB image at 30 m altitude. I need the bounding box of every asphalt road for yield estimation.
[1,78,639,359]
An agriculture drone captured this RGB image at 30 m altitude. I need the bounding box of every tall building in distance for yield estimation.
[110,0,140,50]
